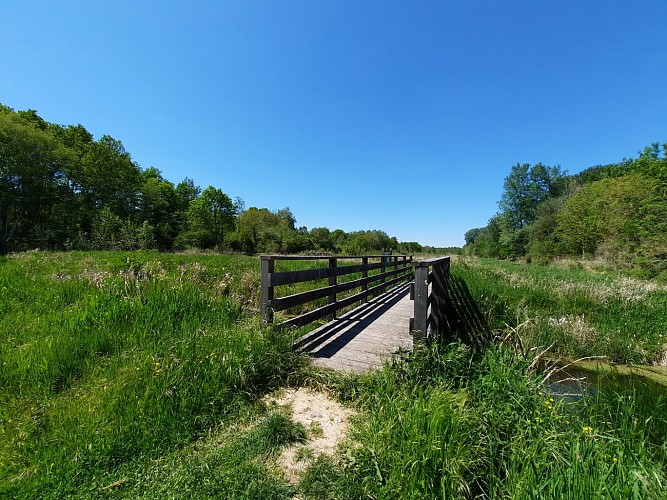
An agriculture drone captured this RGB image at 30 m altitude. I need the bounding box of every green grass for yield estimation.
[0,251,304,498]
[451,257,667,364]
[1,251,665,499]
[298,344,667,499]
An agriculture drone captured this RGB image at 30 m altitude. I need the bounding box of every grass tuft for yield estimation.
[245,412,308,455]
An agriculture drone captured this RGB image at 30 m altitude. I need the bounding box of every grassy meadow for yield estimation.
[451,257,667,365]
[1,251,666,498]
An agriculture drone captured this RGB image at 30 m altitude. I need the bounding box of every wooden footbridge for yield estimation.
[260,255,450,373]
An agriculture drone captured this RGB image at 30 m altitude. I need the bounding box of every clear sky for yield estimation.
[2,1,666,247]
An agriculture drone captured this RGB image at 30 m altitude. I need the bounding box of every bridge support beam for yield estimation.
[410,256,451,343]
[260,256,274,326]
[413,265,429,342]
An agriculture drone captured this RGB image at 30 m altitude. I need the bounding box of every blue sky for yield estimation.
[2,1,666,247]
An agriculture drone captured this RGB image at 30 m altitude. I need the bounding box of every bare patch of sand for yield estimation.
[266,387,355,484]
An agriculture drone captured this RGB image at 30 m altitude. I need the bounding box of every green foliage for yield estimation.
[1,253,666,498]
[633,142,667,187]
[308,226,335,252]
[113,409,299,499]
[465,144,667,274]
[1,103,420,255]
[557,174,667,270]
[527,196,565,262]
[342,229,396,255]
[0,108,70,251]
[300,341,666,499]
[180,186,236,249]
[453,257,667,364]
[499,162,567,229]
[572,161,631,185]
[245,412,307,455]
[0,251,304,497]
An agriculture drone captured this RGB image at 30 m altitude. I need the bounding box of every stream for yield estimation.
[541,360,667,400]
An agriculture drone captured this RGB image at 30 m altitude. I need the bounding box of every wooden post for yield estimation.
[328,257,337,321]
[413,264,429,342]
[431,261,445,336]
[260,256,274,326]
[380,255,386,295]
[402,256,407,285]
[362,256,368,303]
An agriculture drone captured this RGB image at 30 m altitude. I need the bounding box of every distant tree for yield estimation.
[527,196,565,262]
[236,208,279,253]
[178,186,235,249]
[331,229,348,253]
[91,206,123,249]
[344,230,393,255]
[233,196,245,215]
[572,161,630,186]
[16,109,48,130]
[276,207,296,230]
[309,227,334,252]
[499,163,567,229]
[556,174,667,260]
[79,135,141,220]
[464,228,484,246]
[397,241,423,254]
[0,109,68,251]
[633,143,667,188]
[175,178,200,211]
[138,168,178,249]
[474,215,503,258]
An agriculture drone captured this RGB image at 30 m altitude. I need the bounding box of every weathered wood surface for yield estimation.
[262,254,413,329]
[293,283,413,374]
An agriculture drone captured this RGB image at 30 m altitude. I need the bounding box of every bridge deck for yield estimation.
[293,283,413,374]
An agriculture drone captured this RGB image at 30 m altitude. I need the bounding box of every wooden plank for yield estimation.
[298,287,414,374]
[271,265,410,313]
[270,267,334,286]
[278,277,409,329]
[270,260,411,287]
[430,261,446,334]
[362,257,368,303]
[271,278,362,312]
[413,265,429,341]
[279,302,337,329]
[263,254,410,261]
[414,256,451,267]
[328,258,337,321]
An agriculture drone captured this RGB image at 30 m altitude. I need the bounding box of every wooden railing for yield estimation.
[410,256,451,342]
[260,254,413,328]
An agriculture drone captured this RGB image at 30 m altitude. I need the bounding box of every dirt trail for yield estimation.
[266,387,355,484]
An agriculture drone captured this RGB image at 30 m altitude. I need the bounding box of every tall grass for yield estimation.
[452,257,667,364]
[0,251,304,498]
[297,256,667,499]
[299,343,667,499]
[2,252,665,498]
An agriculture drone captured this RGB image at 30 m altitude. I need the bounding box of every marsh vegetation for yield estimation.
[1,251,665,498]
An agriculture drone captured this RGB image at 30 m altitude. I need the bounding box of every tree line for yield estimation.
[464,147,667,278]
[0,104,456,256]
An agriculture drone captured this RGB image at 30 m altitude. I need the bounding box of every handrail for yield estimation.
[260,254,413,328]
[411,256,451,342]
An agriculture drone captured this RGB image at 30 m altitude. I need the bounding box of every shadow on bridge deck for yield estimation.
[293,283,413,373]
